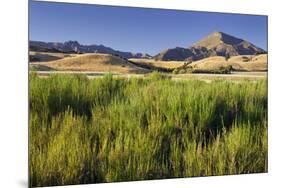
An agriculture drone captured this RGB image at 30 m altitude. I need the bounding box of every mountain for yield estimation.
[29,40,152,59]
[30,32,266,62]
[154,31,267,61]
[154,47,194,61]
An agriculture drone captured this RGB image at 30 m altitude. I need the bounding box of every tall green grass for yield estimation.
[29,72,267,187]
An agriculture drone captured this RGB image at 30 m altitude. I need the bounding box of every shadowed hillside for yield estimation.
[29,51,79,62]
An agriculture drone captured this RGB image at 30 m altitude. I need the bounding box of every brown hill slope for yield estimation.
[36,53,150,74]
[189,54,267,71]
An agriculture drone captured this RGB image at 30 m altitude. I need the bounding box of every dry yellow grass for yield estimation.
[190,54,267,71]
[36,53,149,74]
[30,52,267,74]
[130,54,267,72]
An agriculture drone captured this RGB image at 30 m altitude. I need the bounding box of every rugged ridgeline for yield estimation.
[154,31,267,61]
[30,31,266,62]
[29,40,152,59]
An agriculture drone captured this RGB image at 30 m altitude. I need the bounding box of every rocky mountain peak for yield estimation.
[155,31,266,61]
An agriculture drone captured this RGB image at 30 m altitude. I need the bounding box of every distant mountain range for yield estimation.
[29,40,152,59]
[30,31,267,62]
[154,31,267,61]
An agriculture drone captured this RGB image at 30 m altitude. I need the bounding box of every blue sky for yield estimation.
[29,1,268,55]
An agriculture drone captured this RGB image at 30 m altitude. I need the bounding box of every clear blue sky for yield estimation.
[30,1,267,55]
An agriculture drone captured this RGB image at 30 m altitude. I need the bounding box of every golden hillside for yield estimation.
[37,53,150,74]
[189,54,267,71]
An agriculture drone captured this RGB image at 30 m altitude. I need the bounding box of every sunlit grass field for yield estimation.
[29,72,267,187]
